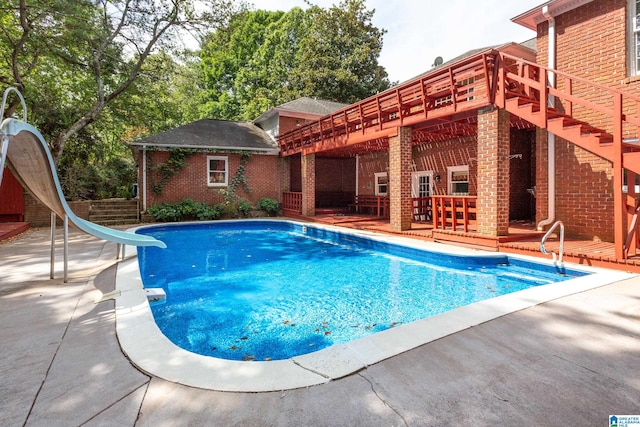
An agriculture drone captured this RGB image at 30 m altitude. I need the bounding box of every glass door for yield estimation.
[411,172,433,222]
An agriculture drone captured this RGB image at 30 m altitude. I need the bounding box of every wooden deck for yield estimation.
[0,222,29,241]
[293,212,640,273]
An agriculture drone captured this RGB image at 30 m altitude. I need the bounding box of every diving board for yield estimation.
[0,88,165,282]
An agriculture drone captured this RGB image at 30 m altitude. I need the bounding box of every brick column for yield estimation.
[389,127,412,231]
[477,107,510,236]
[279,157,290,204]
[301,153,315,216]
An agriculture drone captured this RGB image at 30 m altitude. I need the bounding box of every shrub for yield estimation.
[148,203,181,222]
[237,200,252,217]
[147,199,222,222]
[196,203,223,221]
[256,198,279,216]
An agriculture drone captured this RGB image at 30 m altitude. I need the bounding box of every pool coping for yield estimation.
[114,219,635,392]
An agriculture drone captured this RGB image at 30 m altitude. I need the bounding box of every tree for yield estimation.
[199,9,285,120]
[0,0,239,162]
[293,0,390,104]
[199,0,391,121]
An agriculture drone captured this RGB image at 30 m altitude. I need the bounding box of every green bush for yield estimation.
[237,201,252,217]
[256,198,279,216]
[148,203,181,222]
[196,203,223,221]
[147,199,222,222]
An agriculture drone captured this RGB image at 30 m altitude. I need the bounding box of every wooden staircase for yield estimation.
[504,96,640,174]
[497,52,640,258]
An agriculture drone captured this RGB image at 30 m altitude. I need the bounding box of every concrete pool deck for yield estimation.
[1,226,639,426]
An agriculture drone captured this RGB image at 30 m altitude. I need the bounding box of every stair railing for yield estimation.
[540,220,564,265]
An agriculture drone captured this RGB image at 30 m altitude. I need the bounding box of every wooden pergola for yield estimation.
[278,47,640,260]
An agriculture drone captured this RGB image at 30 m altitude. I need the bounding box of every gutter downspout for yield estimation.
[537,5,556,231]
[142,145,147,212]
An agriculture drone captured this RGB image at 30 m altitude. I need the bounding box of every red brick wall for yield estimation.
[24,193,90,226]
[357,136,479,197]
[534,0,625,241]
[141,151,281,208]
[535,129,549,226]
[537,0,640,135]
[412,136,478,196]
[315,157,356,192]
[279,117,317,136]
[556,137,614,241]
[535,131,614,241]
[289,155,302,192]
[357,151,388,195]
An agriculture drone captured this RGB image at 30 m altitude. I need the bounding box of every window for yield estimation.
[374,172,388,196]
[629,0,640,75]
[207,156,228,187]
[447,165,469,195]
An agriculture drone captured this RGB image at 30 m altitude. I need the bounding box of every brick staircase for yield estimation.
[88,199,140,226]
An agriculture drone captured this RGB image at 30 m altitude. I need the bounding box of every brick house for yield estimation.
[277,0,640,259]
[131,98,347,212]
[131,0,640,261]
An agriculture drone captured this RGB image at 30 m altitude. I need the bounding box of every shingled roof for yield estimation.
[129,119,279,154]
[253,96,349,124]
[275,97,349,116]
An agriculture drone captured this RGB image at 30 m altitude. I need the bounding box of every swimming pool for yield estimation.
[136,221,584,362]
[114,219,631,392]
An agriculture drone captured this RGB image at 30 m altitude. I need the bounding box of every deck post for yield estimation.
[477,106,510,236]
[389,126,413,231]
[301,153,316,217]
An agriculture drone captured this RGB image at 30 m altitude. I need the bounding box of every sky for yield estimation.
[250,0,546,83]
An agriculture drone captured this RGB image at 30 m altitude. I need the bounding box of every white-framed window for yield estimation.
[207,156,228,187]
[374,172,388,196]
[411,171,433,198]
[447,165,469,195]
[628,0,640,76]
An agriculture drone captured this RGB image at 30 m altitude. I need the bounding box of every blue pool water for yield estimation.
[136,220,588,361]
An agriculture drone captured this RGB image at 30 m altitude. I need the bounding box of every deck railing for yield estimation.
[431,196,477,232]
[412,197,432,223]
[282,192,302,214]
[278,52,496,156]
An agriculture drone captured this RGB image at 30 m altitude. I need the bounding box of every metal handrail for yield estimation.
[541,220,564,264]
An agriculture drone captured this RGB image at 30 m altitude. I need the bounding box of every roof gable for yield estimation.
[512,0,596,30]
[253,96,349,124]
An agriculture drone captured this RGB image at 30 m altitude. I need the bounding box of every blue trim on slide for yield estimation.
[1,118,166,248]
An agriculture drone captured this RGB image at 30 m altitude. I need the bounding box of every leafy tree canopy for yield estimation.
[0,0,239,162]
[200,0,392,121]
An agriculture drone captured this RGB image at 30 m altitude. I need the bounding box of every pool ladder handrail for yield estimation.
[540,220,564,265]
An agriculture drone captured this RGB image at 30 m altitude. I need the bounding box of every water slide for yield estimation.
[0,88,165,274]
